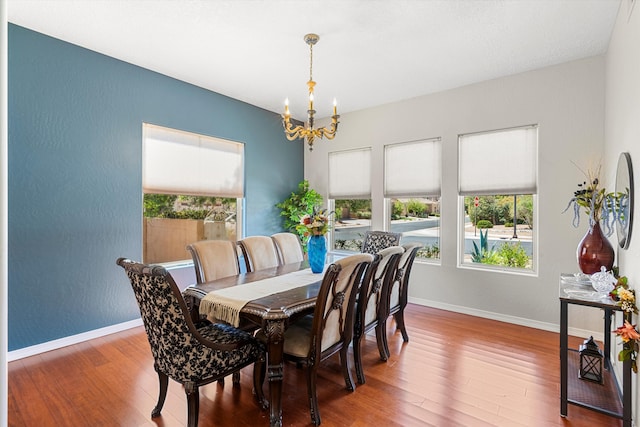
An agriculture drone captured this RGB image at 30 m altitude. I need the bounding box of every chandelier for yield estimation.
[282,33,340,151]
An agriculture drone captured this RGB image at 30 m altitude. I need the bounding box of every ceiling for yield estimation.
[8,0,622,120]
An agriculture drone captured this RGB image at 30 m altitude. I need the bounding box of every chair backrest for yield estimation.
[361,231,401,255]
[186,240,240,284]
[309,253,373,359]
[358,246,404,328]
[271,232,304,265]
[238,236,280,272]
[116,258,242,383]
[388,242,422,312]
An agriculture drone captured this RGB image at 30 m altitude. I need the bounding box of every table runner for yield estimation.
[199,267,325,327]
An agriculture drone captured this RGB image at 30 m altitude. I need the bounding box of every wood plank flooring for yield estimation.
[8,305,622,426]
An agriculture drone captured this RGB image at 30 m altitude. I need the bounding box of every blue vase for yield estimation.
[307,234,327,273]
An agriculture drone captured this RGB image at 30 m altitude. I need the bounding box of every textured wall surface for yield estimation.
[8,24,302,350]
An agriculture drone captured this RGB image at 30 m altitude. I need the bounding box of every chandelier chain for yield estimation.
[309,43,313,82]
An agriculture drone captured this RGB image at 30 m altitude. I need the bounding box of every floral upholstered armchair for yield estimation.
[117,258,266,427]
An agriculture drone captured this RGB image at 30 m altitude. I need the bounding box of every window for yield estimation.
[142,123,244,264]
[458,126,537,272]
[384,138,441,261]
[328,148,371,252]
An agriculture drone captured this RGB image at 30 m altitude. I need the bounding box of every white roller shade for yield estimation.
[328,148,371,199]
[143,123,244,198]
[384,138,441,197]
[459,126,537,196]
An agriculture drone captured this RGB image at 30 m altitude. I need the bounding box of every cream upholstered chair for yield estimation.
[186,239,253,385]
[255,253,373,426]
[353,246,404,384]
[271,232,304,265]
[186,240,240,284]
[238,236,280,272]
[360,230,401,255]
[116,258,266,427]
[380,242,422,358]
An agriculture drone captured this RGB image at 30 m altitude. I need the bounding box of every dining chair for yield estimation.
[186,239,256,382]
[186,239,240,284]
[271,232,304,265]
[360,230,401,255]
[255,253,374,426]
[116,258,266,427]
[238,235,280,272]
[353,246,404,383]
[380,242,422,358]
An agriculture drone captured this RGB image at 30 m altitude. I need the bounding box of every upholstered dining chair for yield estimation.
[353,245,404,383]
[238,235,280,272]
[116,258,266,427]
[380,242,422,358]
[255,253,374,426]
[186,239,240,284]
[360,230,401,255]
[186,239,257,380]
[271,232,305,265]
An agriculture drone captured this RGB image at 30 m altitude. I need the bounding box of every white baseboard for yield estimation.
[409,297,604,342]
[7,318,143,362]
[8,299,604,363]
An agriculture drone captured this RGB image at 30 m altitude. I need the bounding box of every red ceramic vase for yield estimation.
[577,222,615,274]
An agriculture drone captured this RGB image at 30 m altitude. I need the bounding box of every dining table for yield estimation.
[182,260,324,427]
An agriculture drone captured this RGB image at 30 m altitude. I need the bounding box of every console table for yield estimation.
[559,276,632,426]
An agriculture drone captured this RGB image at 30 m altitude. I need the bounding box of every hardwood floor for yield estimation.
[8,305,622,426]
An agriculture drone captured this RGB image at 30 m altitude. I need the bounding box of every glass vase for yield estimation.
[307,234,327,273]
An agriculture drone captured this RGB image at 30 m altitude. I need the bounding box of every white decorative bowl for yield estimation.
[590,266,616,294]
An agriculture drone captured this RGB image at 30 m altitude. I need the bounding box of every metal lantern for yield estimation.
[579,336,604,384]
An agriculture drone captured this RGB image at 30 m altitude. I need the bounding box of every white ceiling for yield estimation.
[8,0,621,120]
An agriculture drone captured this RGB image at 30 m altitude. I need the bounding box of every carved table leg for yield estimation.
[265,318,286,427]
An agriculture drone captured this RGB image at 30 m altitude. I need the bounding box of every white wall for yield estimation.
[605,0,640,419]
[306,55,608,333]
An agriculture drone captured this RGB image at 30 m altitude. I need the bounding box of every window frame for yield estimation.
[383,137,442,263]
[142,123,245,264]
[457,125,538,275]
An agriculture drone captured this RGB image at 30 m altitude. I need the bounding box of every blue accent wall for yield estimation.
[8,24,303,351]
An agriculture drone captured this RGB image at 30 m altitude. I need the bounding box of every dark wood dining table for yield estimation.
[182,261,322,427]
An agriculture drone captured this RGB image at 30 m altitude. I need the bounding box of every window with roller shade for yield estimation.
[142,123,244,263]
[458,125,537,272]
[328,148,372,252]
[384,138,441,261]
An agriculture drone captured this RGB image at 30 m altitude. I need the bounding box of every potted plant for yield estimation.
[276,180,324,251]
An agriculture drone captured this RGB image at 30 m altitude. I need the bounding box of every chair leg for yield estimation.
[151,370,169,418]
[185,382,199,427]
[253,357,268,409]
[232,371,241,385]
[353,332,366,384]
[394,310,409,342]
[306,365,321,426]
[340,346,355,392]
[376,322,390,361]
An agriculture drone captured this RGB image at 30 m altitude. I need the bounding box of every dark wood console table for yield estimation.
[559,277,632,426]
